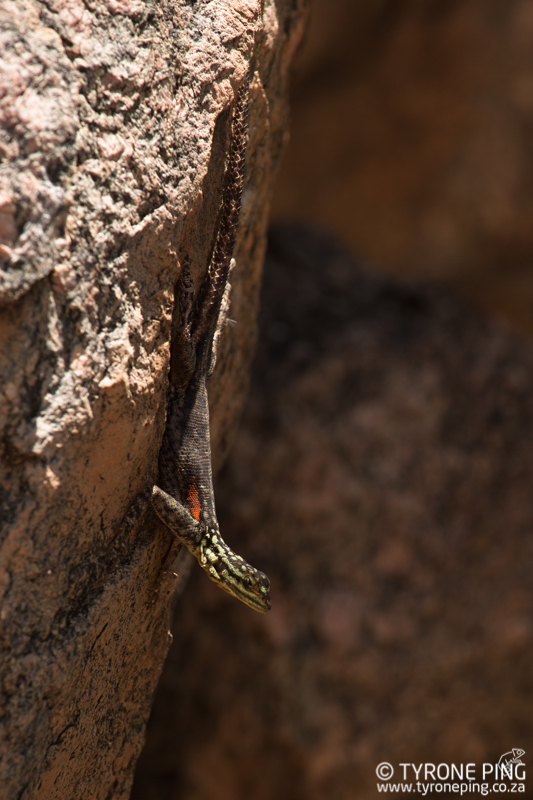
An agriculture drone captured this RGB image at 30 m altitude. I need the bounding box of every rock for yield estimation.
[272,0,533,334]
[135,224,533,799]
[0,3,307,798]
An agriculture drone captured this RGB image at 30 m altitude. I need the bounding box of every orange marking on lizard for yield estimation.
[187,480,202,521]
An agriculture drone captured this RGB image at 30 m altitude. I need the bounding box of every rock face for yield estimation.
[0,3,307,798]
[134,224,533,799]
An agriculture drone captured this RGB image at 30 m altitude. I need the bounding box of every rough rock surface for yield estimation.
[134,224,533,799]
[0,2,307,798]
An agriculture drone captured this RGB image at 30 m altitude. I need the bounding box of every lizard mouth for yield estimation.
[211,564,271,613]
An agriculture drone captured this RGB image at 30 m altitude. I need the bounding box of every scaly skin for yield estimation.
[152,487,271,613]
[151,74,271,614]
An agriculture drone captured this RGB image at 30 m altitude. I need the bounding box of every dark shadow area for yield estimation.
[133,224,533,800]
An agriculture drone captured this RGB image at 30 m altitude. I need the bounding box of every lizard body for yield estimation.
[152,77,271,614]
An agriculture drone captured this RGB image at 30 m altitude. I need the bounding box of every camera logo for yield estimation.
[497,748,525,779]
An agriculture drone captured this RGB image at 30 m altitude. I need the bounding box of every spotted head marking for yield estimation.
[197,524,271,613]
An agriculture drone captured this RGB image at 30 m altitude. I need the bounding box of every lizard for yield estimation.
[151,75,271,615]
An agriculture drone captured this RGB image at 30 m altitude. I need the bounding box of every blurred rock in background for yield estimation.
[132,225,533,800]
[272,0,533,335]
[133,3,533,796]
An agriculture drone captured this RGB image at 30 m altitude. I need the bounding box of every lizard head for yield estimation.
[229,566,271,614]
